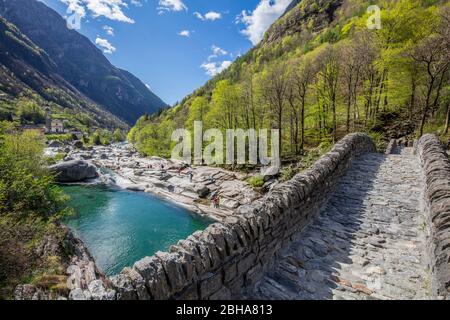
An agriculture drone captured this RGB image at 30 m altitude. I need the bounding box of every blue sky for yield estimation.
[40,0,292,105]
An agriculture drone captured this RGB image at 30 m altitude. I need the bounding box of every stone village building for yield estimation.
[44,107,66,133]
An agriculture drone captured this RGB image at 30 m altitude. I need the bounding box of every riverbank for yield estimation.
[50,143,269,222]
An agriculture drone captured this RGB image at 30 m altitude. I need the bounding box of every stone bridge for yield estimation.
[77,133,450,300]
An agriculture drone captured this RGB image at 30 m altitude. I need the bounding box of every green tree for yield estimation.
[113,129,126,142]
[185,96,209,130]
[16,99,45,125]
[0,131,67,216]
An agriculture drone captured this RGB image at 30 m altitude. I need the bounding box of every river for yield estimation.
[62,185,211,276]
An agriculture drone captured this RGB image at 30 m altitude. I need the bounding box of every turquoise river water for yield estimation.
[63,185,211,276]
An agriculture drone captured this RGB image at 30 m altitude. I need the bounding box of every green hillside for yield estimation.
[0,17,127,131]
[129,0,450,162]
[0,0,168,128]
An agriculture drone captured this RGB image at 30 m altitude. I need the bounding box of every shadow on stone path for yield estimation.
[246,148,432,300]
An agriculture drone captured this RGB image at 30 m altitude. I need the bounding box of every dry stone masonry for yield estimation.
[416,134,450,298]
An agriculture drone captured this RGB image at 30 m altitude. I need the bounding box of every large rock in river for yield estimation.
[50,160,99,183]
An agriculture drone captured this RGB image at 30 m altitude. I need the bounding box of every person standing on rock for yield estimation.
[188,171,194,182]
[214,196,220,208]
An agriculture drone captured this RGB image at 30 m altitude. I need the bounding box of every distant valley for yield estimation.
[0,0,167,129]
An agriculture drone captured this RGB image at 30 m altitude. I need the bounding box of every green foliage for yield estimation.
[45,133,73,142]
[0,131,68,217]
[16,99,45,124]
[45,153,66,166]
[129,0,450,165]
[0,121,15,136]
[90,130,102,145]
[186,96,209,129]
[247,175,265,188]
[113,129,126,142]
[128,116,175,157]
[280,166,298,182]
[0,108,13,121]
[368,131,386,151]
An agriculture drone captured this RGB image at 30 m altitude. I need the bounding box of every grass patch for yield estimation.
[247,175,265,188]
[46,133,73,142]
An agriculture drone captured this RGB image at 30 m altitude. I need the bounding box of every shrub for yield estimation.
[16,99,45,125]
[247,175,265,188]
[0,131,68,217]
[113,129,126,142]
[45,134,73,142]
[45,152,66,165]
[280,166,298,182]
[90,130,102,145]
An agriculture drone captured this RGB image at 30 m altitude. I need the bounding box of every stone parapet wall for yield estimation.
[110,133,376,300]
[416,134,450,299]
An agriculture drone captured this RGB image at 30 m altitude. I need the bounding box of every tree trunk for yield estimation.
[332,94,337,143]
[409,78,416,121]
[419,78,435,137]
[346,81,351,134]
[445,104,450,134]
[300,96,305,154]
[278,104,283,158]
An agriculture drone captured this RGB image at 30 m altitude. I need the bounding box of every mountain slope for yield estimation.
[0,0,167,125]
[0,17,128,129]
[129,0,450,159]
[263,0,343,44]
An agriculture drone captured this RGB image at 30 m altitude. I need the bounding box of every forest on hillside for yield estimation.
[129,0,450,163]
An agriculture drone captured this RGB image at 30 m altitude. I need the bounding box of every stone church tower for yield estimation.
[45,106,51,133]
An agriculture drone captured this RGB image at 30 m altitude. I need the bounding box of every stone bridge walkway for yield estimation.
[246,147,432,300]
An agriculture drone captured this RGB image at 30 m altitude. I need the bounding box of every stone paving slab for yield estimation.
[246,148,432,300]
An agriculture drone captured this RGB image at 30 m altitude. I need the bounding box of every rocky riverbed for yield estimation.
[47,142,276,222]
[31,141,280,300]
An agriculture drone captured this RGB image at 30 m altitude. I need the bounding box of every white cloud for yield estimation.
[178,30,190,37]
[130,0,143,6]
[208,45,228,61]
[204,11,222,21]
[157,0,187,14]
[103,25,114,36]
[201,61,232,76]
[237,0,291,45]
[63,0,86,18]
[60,0,134,23]
[202,45,232,76]
[211,45,227,56]
[193,12,203,20]
[95,37,116,54]
[194,11,222,21]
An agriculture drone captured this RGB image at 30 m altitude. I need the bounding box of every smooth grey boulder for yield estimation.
[260,166,280,181]
[196,186,211,198]
[50,160,99,183]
